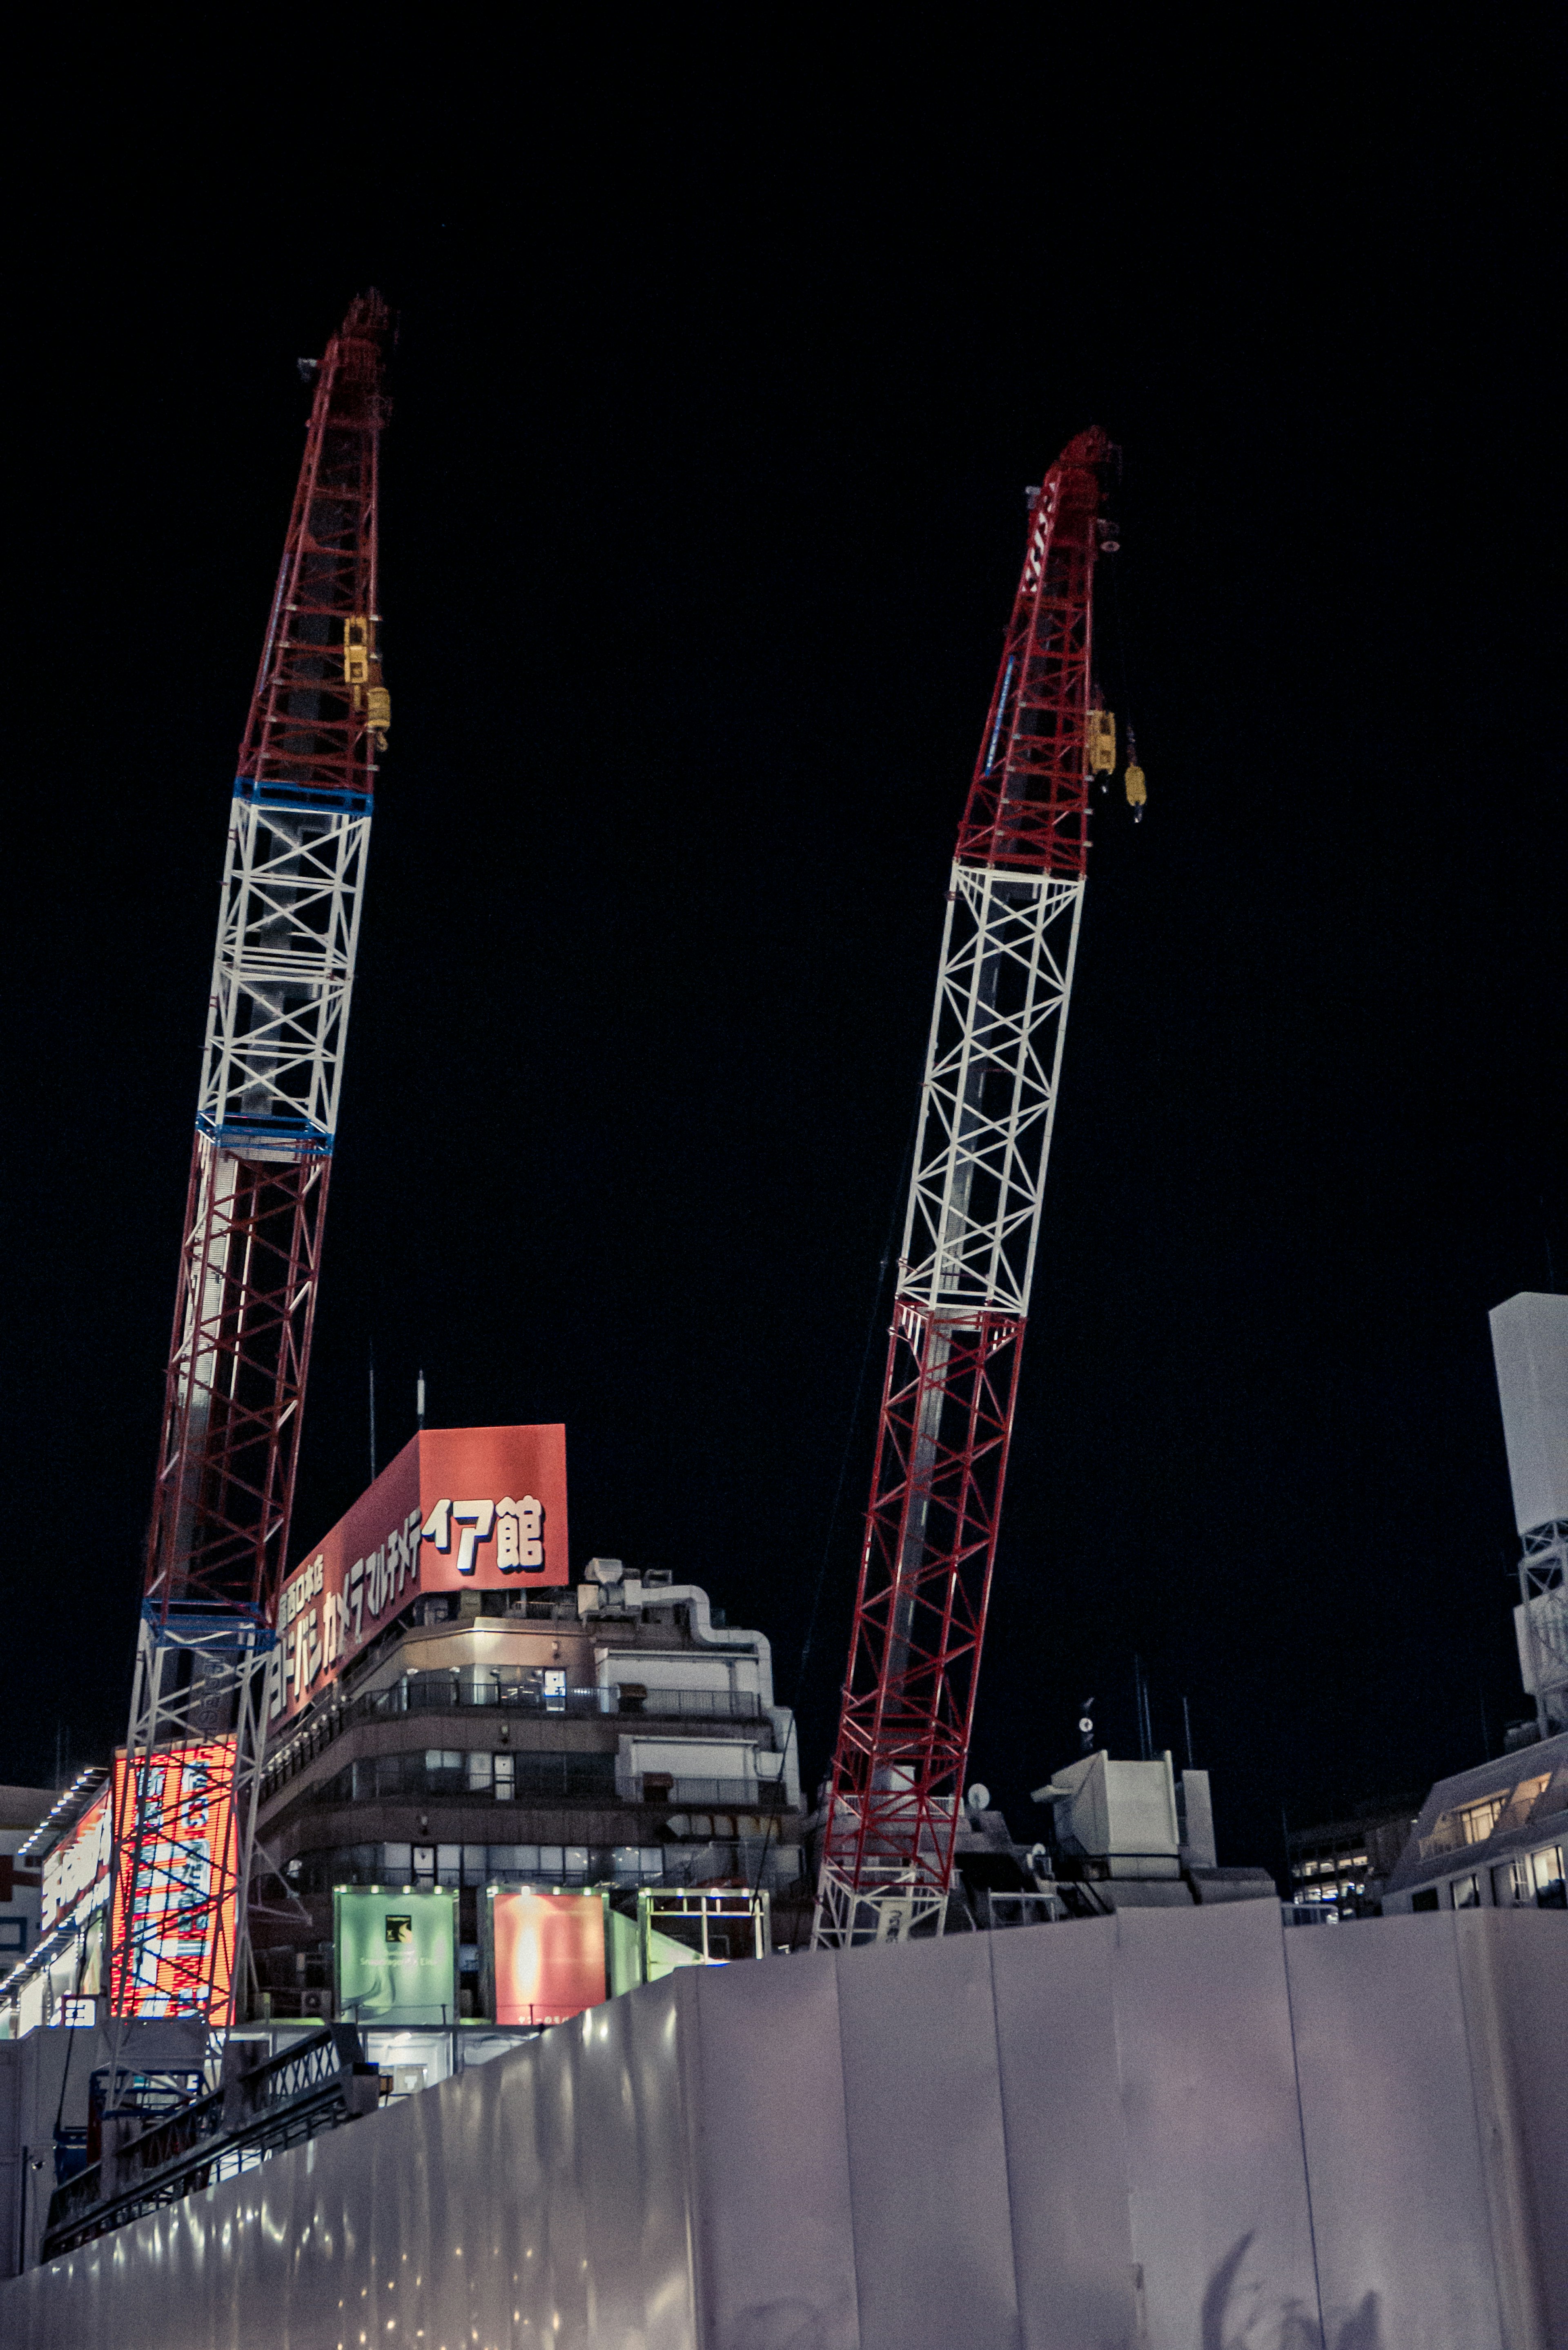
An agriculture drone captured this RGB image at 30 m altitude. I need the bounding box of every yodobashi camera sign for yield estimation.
[273,1423,569,1723]
[334,1887,457,2027]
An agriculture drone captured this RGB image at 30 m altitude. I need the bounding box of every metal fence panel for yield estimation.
[1,2002,700,2350]
[834,1929,1021,2350]
[988,1917,1139,2350]
[1453,1908,1568,2350]
[1287,1912,1503,2350]
[3,1906,1561,2348]
[1111,1900,1321,2350]
[688,1949,861,2350]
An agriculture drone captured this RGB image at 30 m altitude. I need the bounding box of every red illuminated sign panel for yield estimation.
[108,1740,238,2019]
[41,1784,112,1936]
[489,1891,606,2027]
[274,1425,569,1723]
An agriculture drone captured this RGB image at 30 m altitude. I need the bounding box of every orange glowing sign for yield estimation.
[41,1783,111,1936]
[108,1739,238,2020]
[274,1424,570,1724]
[488,1891,607,2027]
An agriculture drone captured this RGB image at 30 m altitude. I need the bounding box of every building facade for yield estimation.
[1380,1733,1568,1915]
[1283,1801,1423,1918]
[250,1562,804,2022]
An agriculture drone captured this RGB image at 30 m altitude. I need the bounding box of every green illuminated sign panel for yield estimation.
[334,1887,457,2026]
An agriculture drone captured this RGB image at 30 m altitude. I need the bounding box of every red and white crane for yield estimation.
[812,430,1117,1947]
[107,296,391,2029]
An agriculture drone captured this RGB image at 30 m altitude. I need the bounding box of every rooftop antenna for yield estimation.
[1182,1693,1194,1771]
[369,1343,377,1484]
[416,1368,426,1430]
[1134,1654,1153,1761]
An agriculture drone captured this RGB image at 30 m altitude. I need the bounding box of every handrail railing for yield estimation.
[261,1675,763,1801]
[42,2026,376,2260]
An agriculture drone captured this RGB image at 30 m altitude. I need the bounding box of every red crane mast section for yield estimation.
[813,430,1111,1948]
[109,297,390,2031]
[146,294,389,1622]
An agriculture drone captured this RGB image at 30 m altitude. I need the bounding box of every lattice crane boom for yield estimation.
[812,430,1111,1949]
[109,296,391,2031]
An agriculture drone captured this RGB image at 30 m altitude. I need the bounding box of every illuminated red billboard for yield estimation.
[274,1424,569,1724]
[487,1891,607,2027]
[107,1740,239,2020]
[41,1782,112,1936]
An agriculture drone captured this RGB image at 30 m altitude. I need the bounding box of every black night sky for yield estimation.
[7,45,1562,1893]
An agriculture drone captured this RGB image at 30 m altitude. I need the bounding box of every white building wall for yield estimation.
[1489,1290,1568,1534]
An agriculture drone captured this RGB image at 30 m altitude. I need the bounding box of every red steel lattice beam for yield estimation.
[817,428,1110,1939]
[143,293,389,1622]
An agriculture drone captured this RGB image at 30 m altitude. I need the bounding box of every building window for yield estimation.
[1457,1795,1507,1846]
[1411,1888,1440,1912]
[1492,1858,1531,1907]
[1530,1844,1566,1908]
[1450,1874,1481,1909]
[0,1918,24,1951]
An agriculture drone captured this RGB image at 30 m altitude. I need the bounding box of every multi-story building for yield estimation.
[1380,1735,1568,1914]
[251,1559,804,2022]
[1329,1290,1568,1921]
[1284,1800,1423,1918]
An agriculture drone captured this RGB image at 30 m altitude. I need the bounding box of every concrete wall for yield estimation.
[1,1902,1563,2349]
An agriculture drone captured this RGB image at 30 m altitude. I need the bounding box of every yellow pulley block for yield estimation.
[1125,763,1147,810]
[343,615,371,686]
[1087,707,1116,775]
[366,685,390,738]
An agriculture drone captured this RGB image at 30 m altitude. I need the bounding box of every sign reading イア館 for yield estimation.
[273,1424,568,1724]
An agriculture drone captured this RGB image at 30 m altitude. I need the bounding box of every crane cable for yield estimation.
[1109,542,1147,820]
[747,1100,919,1907]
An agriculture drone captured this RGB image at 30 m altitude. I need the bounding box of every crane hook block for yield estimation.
[366,685,390,742]
[344,615,371,687]
[1125,762,1146,811]
[1087,707,1116,775]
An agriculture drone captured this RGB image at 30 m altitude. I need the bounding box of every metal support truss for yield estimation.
[147,1143,330,1615]
[902,866,1085,1317]
[107,297,390,2071]
[1518,1519,1568,1738]
[107,1609,272,2038]
[142,292,387,1626]
[198,789,372,1158]
[814,430,1110,1949]
[815,1306,1024,1945]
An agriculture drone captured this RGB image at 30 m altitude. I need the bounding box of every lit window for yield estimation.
[1529,1844,1565,1905]
[1459,1795,1507,1846]
[1492,1858,1530,1907]
[1451,1874,1481,1909]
